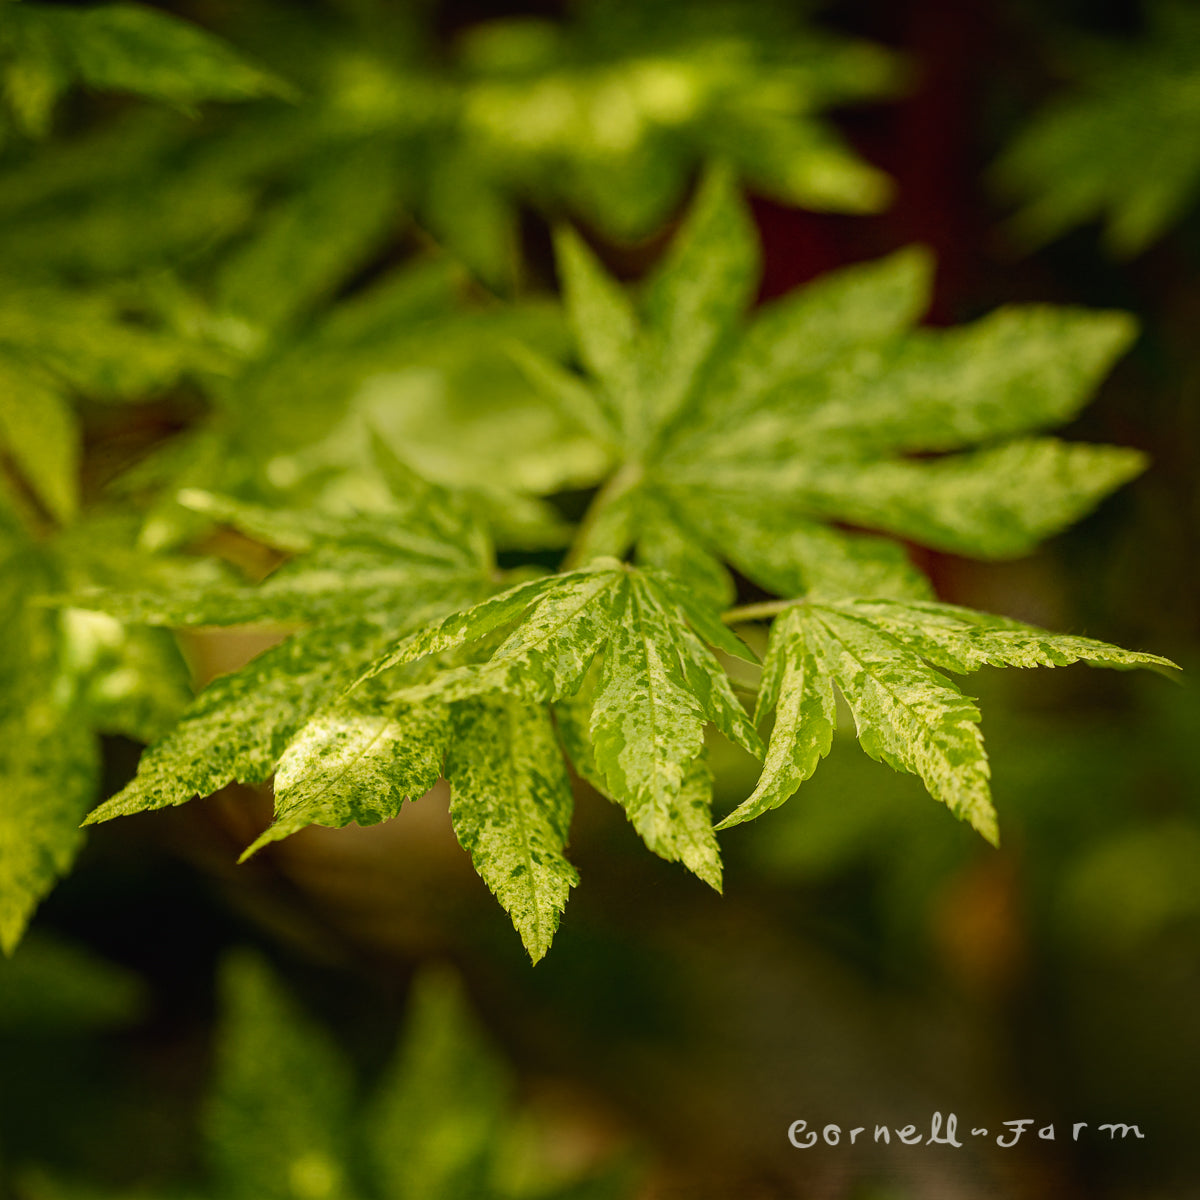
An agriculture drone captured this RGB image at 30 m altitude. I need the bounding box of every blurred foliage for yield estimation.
[4,952,637,1199]
[995,1,1200,256]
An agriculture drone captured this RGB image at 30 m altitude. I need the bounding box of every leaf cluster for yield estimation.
[0,2,1177,964]
[65,170,1175,962]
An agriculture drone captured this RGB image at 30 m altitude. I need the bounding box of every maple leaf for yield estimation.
[524,163,1145,601]
[719,598,1177,844]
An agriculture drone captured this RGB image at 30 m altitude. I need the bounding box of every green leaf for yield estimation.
[447,696,579,962]
[0,276,217,401]
[206,953,355,1200]
[368,966,509,1200]
[0,352,77,522]
[994,3,1200,255]
[0,935,144,1030]
[726,109,894,214]
[638,164,760,442]
[553,226,638,441]
[503,338,617,449]
[243,687,449,858]
[0,706,98,955]
[214,142,403,337]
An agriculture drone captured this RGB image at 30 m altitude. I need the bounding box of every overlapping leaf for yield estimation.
[79,468,497,827]
[446,696,578,963]
[356,561,761,889]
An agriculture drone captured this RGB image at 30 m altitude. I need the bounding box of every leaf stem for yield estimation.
[721,598,803,625]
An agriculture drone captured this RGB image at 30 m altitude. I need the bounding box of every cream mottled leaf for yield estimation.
[731,597,1177,844]
[0,546,100,954]
[589,577,725,887]
[447,696,579,963]
[76,548,488,630]
[541,176,1143,592]
[717,607,835,831]
[177,489,481,566]
[746,307,1137,457]
[553,663,608,797]
[824,598,1178,676]
[504,338,616,448]
[639,164,760,442]
[808,607,998,845]
[395,566,622,706]
[797,438,1147,559]
[242,690,450,859]
[358,570,585,684]
[85,619,399,824]
[634,576,761,756]
[697,246,932,422]
[681,491,932,601]
[634,498,736,612]
[640,564,751,663]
